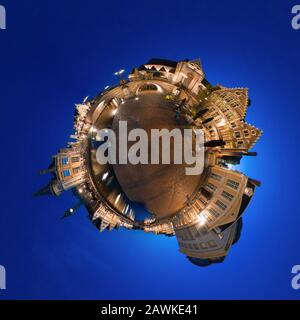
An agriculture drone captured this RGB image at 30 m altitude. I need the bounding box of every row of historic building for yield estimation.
[37,58,262,265]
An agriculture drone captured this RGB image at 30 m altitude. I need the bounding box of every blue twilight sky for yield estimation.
[0,0,300,300]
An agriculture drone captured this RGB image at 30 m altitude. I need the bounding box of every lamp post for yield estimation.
[114,69,125,83]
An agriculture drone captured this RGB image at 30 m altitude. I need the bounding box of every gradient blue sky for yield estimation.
[0,0,300,299]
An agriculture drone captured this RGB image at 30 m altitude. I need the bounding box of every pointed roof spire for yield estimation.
[34,183,53,197]
[39,167,55,175]
[39,161,55,175]
[100,220,109,232]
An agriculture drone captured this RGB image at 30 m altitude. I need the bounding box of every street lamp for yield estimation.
[114,69,125,76]
[114,69,125,81]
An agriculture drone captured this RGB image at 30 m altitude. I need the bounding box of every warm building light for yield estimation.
[115,194,121,205]
[90,126,97,133]
[197,213,207,226]
[217,118,226,126]
[102,171,109,181]
[37,57,262,265]
[124,205,129,214]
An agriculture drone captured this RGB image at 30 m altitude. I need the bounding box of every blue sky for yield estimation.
[0,0,300,299]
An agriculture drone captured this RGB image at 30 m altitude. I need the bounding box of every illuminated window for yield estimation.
[226,179,240,190]
[216,200,227,211]
[208,207,220,218]
[72,167,80,174]
[61,157,69,165]
[207,183,217,191]
[243,129,249,137]
[138,84,158,92]
[234,131,241,138]
[211,172,222,181]
[221,190,234,201]
[200,242,208,249]
[208,240,217,248]
[71,157,80,163]
[63,170,71,177]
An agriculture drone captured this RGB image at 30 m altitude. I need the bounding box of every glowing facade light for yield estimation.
[115,193,121,205]
[114,69,125,76]
[102,171,109,181]
[37,57,262,265]
[197,213,207,226]
[124,204,129,214]
[217,118,226,127]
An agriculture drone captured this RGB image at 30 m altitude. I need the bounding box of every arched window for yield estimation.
[138,84,158,92]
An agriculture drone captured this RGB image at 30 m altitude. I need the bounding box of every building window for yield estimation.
[199,197,207,206]
[243,129,249,137]
[138,84,158,92]
[193,201,202,211]
[208,207,220,218]
[221,190,234,201]
[72,167,80,174]
[207,183,217,191]
[216,200,227,211]
[234,131,241,138]
[210,172,222,181]
[201,188,212,200]
[226,179,240,190]
[200,242,208,249]
[63,169,71,177]
[61,157,69,165]
[71,156,80,163]
[208,240,217,248]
